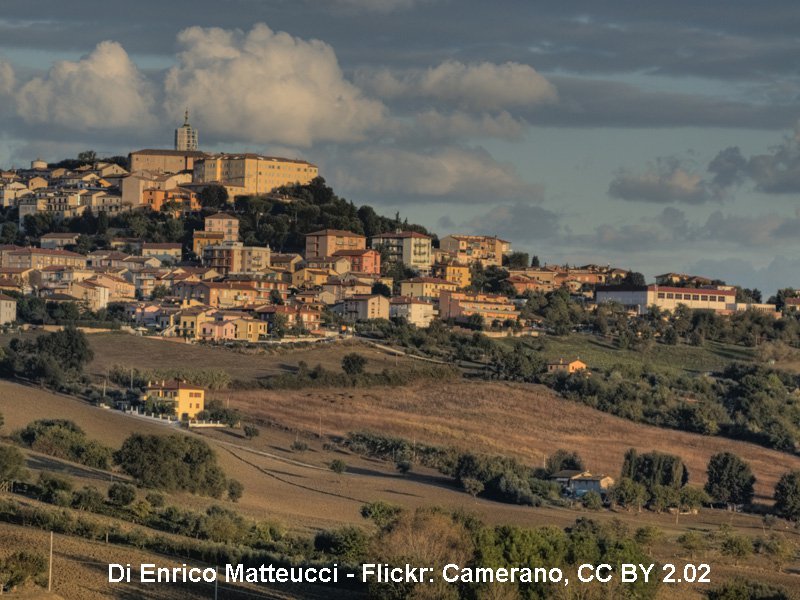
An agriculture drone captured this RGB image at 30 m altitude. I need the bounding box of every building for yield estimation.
[305,229,366,260]
[192,231,225,257]
[546,359,587,374]
[3,248,87,270]
[399,277,457,300]
[40,233,80,250]
[129,149,207,174]
[432,262,471,289]
[202,242,271,275]
[369,231,433,273]
[594,285,737,315]
[142,243,183,265]
[193,153,318,196]
[204,213,239,242]
[342,294,390,321]
[438,290,520,324]
[331,249,381,275]
[120,171,192,208]
[174,109,198,151]
[142,187,200,213]
[144,380,205,420]
[439,235,511,268]
[389,296,434,327]
[0,293,17,325]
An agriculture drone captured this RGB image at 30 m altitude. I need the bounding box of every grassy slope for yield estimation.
[504,334,756,375]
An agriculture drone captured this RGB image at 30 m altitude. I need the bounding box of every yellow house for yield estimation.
[144,380,205,420]
[292,267,335,288]
[432,262,471,288]
[399,277,457,299]
[546,359,588,374]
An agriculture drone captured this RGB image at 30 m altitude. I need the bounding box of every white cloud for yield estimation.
[357,60,557,112]
[164,24,387,147]
[15,41,156,131]
[333,145,542,202]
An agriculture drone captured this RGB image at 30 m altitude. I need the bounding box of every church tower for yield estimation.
[174,108,198,151]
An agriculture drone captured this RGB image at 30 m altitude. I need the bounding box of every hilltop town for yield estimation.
[0,113,794,348]
[2,115,800,599]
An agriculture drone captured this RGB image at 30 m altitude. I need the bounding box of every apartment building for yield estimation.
[202,242,271,275]
[369,231,433,272]
[438,290,520,324]
[3,248,87,270]
[399,277,457,300]
[305,229,366,259]
[594,285,737,315]
[331,249,381,275]
[129,149,208,174]
[439,235,511,268]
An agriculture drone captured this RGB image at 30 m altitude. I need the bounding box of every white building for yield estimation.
[595,285,736,314]
[175,109,199,151]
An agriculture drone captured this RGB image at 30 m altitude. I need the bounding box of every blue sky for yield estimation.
[0,1,799,294]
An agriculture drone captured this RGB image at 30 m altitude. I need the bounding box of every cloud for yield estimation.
[407,110,528,142]
[164,24,387,147]
[525,76,798,130]
[321,0,429,12]
[462,202,560,242]
[333,145,543,202]
[700,211,787,246]
[608,157,722,204]
[356,60,557,112]
[705,127,800,194]
[14,41,156,131]
[685,256,800,297]
[0,61,14,97]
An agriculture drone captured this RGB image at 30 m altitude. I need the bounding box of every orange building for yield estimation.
[331,248,381,274]
[305,229,365,259]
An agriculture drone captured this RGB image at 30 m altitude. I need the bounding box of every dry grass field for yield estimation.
[2,380,800,596]
[82,333,420,384]
[226,380,800,504]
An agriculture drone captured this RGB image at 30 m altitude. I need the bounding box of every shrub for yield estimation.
[314,526,369,563]
[108,483,136,507]
[582,491,603,510]
[243,425,260,439]
[329,459,347,474]
[341,353,367,376]
[290,440,309,452]
[774,470,800,521]
[14,420,113,470]
[360,501,402,529]
[227,480,244,502]
[0,551,46,592]
[705,452,755,506]
[0,444,26,482]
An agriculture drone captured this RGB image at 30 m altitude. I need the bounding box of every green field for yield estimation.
[503,334,755,375]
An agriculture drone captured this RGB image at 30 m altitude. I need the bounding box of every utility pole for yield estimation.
[48,531,53,592]
[214,567,218,600]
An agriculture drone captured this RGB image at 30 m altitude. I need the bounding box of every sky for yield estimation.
[1,1,799,294]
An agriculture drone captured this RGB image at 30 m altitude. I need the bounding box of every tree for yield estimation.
[228,479,244,502]
[705,452,755,506]
[0,444,26,481]
[198,185,229,209]
[582,491,602,510]
[0,410,3,431]
[77,150,97,164]
[269,289,284,305]
[360,501,402,529]
[503,252,529,269]
[151,284,170,300]
[531,255,541,268]
[461,477,483,498]
[707,579,791,600]
[610,477,647,511]
[108,483,136,506]
[371,281,392,297]
[774,470,800,521]
[465,313,485,331]
[546,449,584,475]
[677,530,707,559]
[341,353,367,376]
[720,531,753,565]
[623,271,646,286]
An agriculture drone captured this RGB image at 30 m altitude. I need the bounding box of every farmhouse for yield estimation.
[144,379,205,420]
[546,359,587,374]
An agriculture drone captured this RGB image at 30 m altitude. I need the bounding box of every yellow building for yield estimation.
[144,380,205,420]
[399,277,457,300]
[193,153,318,196]
[439,235,511,268]
[432,262,471,288]
[129,149,207,174]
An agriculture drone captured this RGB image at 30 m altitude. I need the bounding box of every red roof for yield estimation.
[305,229,365,238]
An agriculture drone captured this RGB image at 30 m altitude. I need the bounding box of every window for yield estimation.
[657,292,665,299]
[666,293,674,299]
[701,295,708,301]
[692,294,700,301]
